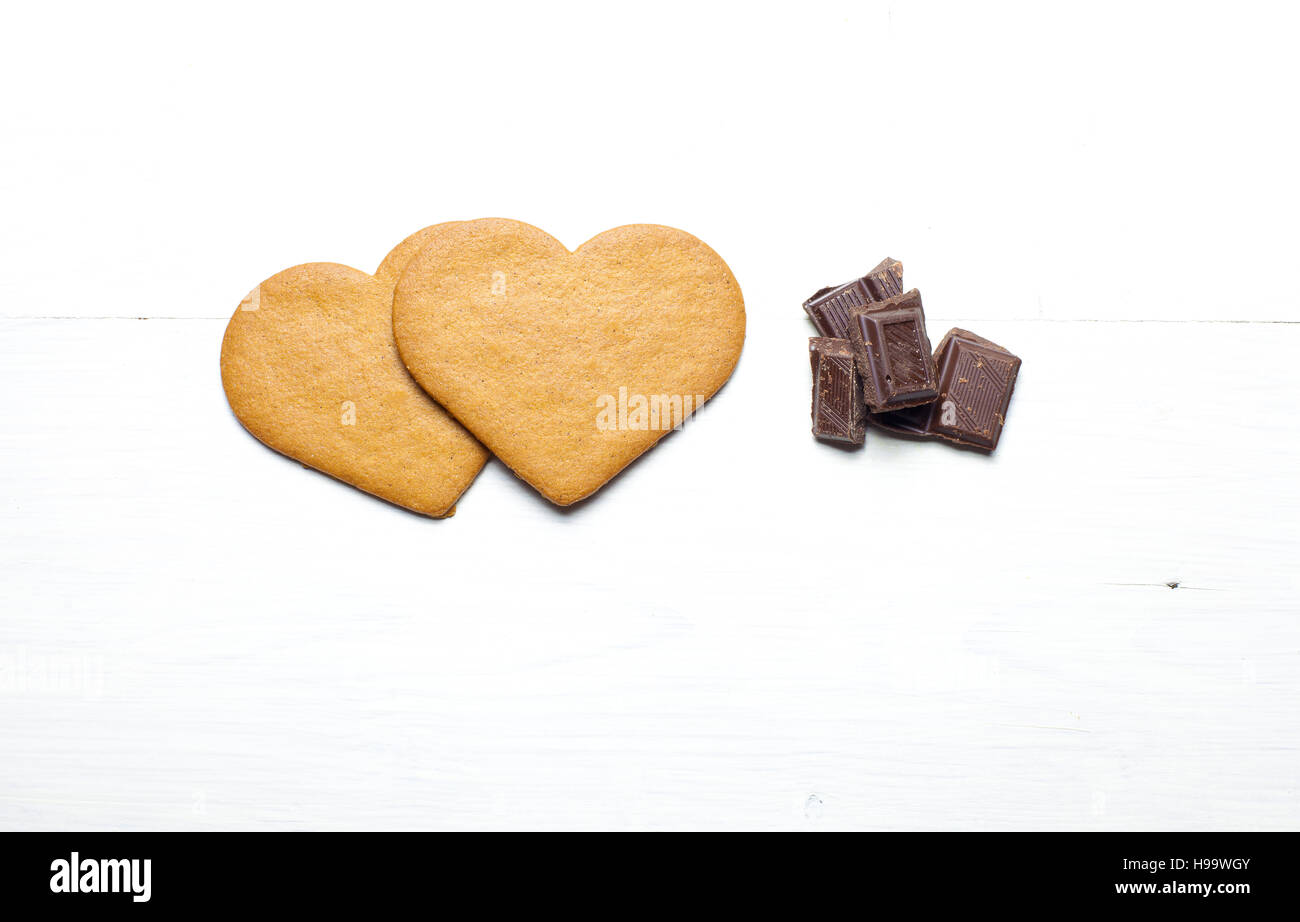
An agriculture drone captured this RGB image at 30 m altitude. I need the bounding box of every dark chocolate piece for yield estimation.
[809,337,866,445]
[868,328,1021,452]
[802,257,904,339]
[846,288,940,412]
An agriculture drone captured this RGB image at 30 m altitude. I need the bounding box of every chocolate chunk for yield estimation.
[802,257,904,339]
[846,288,940,412]
[869,328,1021,451]
[809,337,866,445]
[863,257,905,300]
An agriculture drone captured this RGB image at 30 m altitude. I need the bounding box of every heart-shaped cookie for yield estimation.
[392,219,746,505]
[221,223,489,517]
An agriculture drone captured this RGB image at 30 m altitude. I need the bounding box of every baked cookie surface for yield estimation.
[221,224,488,517]
[392,219,746,505]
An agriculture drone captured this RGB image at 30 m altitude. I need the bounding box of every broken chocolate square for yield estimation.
[809,337,866,445]
[802,257,904,339]
[846,289,940,412]
[869,328,1021,451]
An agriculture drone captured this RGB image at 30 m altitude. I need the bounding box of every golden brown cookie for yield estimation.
[221,224,489,517]
[373,223,458,286]
[392,219,746,505]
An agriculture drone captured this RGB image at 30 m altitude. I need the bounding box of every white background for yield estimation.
[2,1,1298,830]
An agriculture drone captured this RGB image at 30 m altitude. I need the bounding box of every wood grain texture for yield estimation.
[2,0,1298,831]
[4,3,1297,325]
[2,316,1296,830]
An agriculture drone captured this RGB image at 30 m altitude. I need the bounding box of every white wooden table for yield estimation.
[2,1,1297,830]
